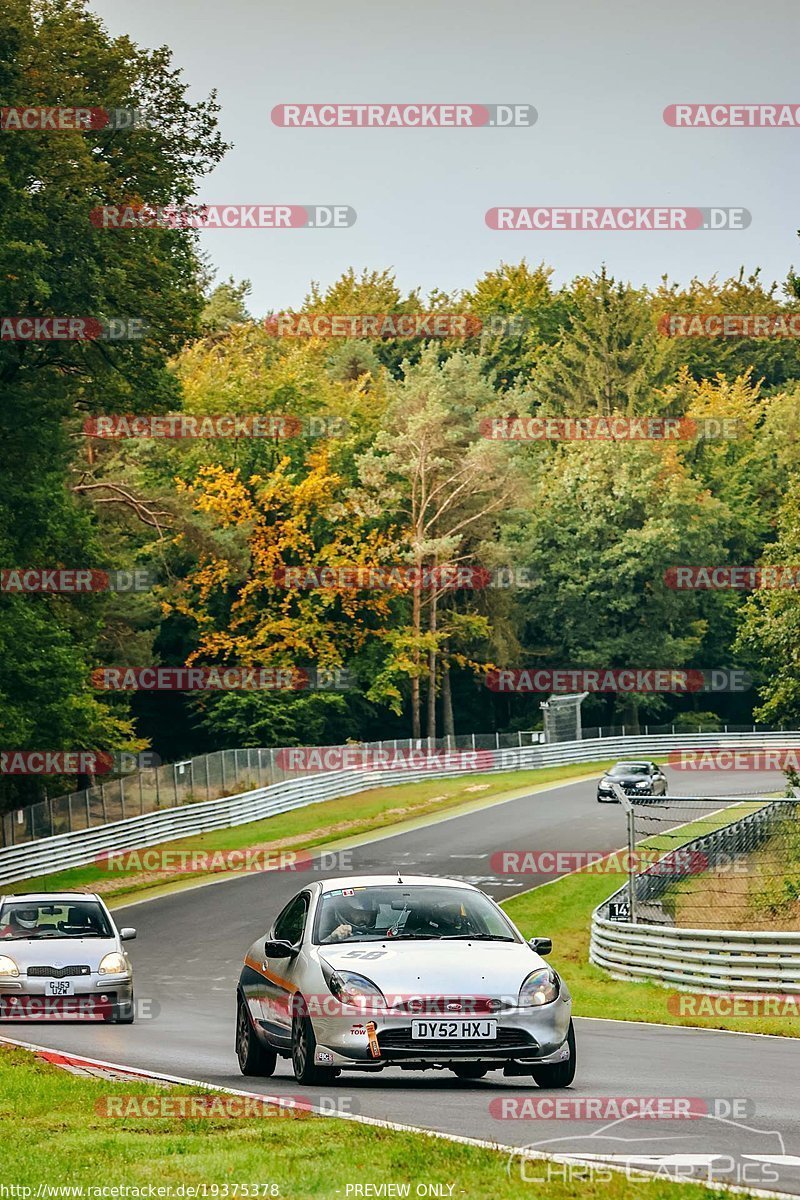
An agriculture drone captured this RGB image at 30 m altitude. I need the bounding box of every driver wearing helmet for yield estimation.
[0,906,40,938]
[322,892,378,943]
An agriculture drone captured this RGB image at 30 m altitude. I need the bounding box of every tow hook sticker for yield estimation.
[366,1021,381,1058]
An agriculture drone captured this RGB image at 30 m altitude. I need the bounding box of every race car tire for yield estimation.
[530,1019,576,1089]
[236,995,277,1076]
[291,1004,340,1085]
[108,992,135,1024]
[451,1064,488,1080]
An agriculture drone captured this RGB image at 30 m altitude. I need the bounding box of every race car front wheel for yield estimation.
[291,1004,339,1085]
[236,995,277,1076]
[530,1019,576,1089]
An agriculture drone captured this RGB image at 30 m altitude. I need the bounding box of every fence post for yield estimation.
[120,776,125,820]
[615,787,637,925]
[622,725,626,738]
[48,795,54,838]
[100,781,107,822]
[517,731,522,748]
[221,752,227,791]
[67,794,73,833]
[173,763,179,806]
[205,755,211,800]
[85,789,91,827]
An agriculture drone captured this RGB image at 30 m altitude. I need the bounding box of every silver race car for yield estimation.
[236,875,574,1086]
[0,892,136,1023]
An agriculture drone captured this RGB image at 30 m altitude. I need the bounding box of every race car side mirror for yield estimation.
[120,928,137,941]
[264,938,298,958]
[528,936,552,956]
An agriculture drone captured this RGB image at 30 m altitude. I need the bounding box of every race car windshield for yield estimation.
[0,901,113,940]
[313,885,520,944]
[609,763,650,776]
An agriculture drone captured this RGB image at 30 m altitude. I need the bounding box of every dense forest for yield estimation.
[2,0,800,812]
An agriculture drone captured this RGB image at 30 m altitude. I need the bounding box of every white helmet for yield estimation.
[13,908,39,930]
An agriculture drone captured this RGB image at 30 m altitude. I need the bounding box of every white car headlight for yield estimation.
[518,967,559,1007]
[98,952,127,975]
[326,970,386,1011]
[0,955,19,977]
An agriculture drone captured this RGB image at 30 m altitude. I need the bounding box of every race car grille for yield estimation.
[378,1027,537,1053]
[26,965,91,978]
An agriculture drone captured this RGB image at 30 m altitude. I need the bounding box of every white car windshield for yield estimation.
[314,884,520,944]
[0,901,113,940]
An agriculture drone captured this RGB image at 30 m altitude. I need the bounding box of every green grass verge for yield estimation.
[9,762,617,904]
[0,1042,729,1199]
[503,799,799,1038]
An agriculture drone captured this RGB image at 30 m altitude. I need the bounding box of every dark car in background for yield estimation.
[596,761,667,802]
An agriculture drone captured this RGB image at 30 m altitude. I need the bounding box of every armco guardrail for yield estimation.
[590,918,800,993]
[590,795,800,993]
[1,729,798,888]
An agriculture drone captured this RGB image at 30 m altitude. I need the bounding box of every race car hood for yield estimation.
[318,939,548,1003]
[0,936,120,974]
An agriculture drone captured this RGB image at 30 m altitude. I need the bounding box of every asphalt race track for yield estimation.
[8,766,800,1195]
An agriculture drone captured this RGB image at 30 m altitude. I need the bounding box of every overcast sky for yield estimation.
[89,0,800,315]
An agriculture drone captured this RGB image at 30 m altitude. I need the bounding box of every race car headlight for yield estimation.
[0,955,19,977]
[98,952,127,975]
[518,967,559,1007]
[326,969,386,1011]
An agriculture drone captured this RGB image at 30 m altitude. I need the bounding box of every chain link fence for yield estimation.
[0,732,550,849]
[610,793,800,930]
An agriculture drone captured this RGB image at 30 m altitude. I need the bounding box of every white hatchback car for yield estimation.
[0,892,136,1023]
[236,875,574,1086]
